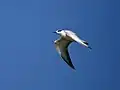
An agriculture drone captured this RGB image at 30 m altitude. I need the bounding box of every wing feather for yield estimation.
[65,30,83,44]
[54,37,75,69]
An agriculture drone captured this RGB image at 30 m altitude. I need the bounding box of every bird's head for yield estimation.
[53,29,66,36]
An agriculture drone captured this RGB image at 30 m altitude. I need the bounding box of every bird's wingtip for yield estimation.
[72,68,76,70]
[71,65,76,70]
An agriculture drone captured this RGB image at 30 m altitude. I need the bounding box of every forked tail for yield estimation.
[88,46,92,50]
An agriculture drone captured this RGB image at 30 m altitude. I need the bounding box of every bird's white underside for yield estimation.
[54,30,90,69]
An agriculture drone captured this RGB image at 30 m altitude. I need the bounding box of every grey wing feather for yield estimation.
[61,48,75,70]
[54,37,75,70]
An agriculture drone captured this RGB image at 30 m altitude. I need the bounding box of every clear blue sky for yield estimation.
[0,0,120,90]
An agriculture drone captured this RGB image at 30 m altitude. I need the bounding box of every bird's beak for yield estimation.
[53,32,56,33]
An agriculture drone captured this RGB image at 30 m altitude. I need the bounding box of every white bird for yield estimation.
[53,29,92,70]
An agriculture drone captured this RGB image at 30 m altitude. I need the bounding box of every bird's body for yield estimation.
[54,29,91,70]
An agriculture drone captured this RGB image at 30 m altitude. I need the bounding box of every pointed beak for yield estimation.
[53,32,56,33]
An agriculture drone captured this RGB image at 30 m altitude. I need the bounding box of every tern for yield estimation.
[53,29,92,70]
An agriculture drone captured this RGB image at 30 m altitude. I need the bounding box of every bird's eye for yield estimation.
[57,30,62,32]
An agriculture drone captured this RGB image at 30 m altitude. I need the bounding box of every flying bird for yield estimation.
[53,29,92,70]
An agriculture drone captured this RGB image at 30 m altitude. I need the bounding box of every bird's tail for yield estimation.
[88,46,92,50]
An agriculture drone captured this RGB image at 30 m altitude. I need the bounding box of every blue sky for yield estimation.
[0,0,120,90]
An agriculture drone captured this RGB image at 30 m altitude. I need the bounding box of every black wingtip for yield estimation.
[65,61,76,70]
[62,56,76,70]
[70,65,76,70]
[60,51,76,70]
[67,61,76,70]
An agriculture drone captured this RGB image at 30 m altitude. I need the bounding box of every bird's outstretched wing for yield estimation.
[65,30,92,49]
[65,30,83,44]
[54,37,75,70]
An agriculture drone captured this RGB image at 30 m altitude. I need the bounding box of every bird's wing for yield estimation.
[65,30,92,49]
[54,37,75,70]
[65,30,83,44]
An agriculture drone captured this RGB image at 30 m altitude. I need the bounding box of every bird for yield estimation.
[53,29,92,70]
